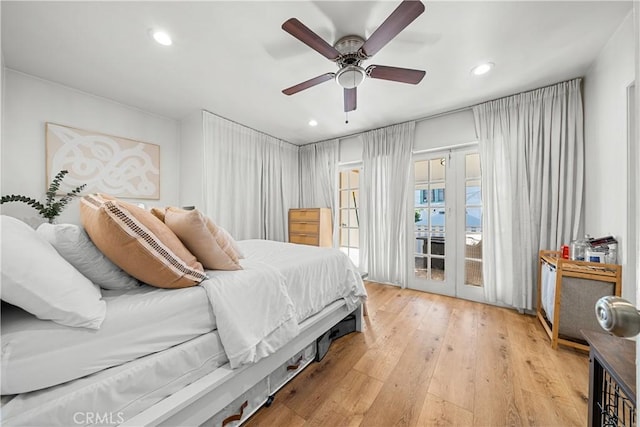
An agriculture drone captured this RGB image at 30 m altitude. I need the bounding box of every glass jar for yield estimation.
[570,235,590,261]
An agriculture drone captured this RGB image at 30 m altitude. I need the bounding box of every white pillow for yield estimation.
[1,215,106,329]
[36,223,139,290]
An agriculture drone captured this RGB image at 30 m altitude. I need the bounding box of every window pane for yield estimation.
[349,209,359,227]
[349,170,359,188]
[350,190,359,209]
[466,183,482,204]
[465,235,482,259]
[466,207,482,231]
[339,209,349,228]
[415,208,429,230]
[429,208,446,232]
[415,160,429,182]
[415,189,428,207]
[339,171,349,189]
[349,229,359,247]
[340,228,348,247]
[465,260,483,286]
[414,256,428,278]
[415,235,428,254]
[431,258,445,281]
[430,158,445,181]
[340,190,349,208]
[431,233,445,256]
[466,153,481,179]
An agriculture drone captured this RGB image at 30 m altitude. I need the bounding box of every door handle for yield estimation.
[595,296,640,337]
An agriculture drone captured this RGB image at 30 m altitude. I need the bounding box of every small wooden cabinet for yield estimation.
[288,208,332,247]
[537,250,622,351]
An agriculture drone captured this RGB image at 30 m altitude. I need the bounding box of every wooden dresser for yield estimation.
[288,208,332,247]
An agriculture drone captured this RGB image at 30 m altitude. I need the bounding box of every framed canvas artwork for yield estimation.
[45,123,160,199]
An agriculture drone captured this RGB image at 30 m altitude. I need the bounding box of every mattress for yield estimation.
[1,331,228,427]
[238,240,365,322]
[1,285,215,394]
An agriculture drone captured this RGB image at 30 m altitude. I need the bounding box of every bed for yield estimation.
[1,236,367,426]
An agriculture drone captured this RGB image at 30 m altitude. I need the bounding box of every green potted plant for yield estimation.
[1,170,86,223]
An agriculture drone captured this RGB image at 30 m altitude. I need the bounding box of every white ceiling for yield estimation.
[1,1,632,145]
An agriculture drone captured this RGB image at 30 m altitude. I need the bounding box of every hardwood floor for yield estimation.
[245,281,590,426]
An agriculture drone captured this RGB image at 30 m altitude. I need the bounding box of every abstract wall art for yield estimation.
[46,123,160,199]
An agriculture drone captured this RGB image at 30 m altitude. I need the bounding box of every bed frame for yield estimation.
[121,300,363,426]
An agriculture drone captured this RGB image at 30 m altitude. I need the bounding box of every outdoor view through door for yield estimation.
[412,150,484,301]
[339,168,360,267]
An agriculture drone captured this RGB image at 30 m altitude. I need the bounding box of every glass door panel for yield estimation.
[338,167,361,267]
[411,155,453,294]
[409,149,485,303]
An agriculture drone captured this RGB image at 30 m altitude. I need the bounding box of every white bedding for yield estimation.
[200,259,299,369]
[203,240,366,369]
[1,285,215,394]
[1,332,228,427]
[238,240,366,322]
[1,239,366,400]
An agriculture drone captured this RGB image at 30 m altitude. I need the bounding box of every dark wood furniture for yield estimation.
[582,330,636,427]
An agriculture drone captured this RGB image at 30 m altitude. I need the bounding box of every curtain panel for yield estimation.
[361,122,416,287]
[298,139,339,213]
[202,111,299,241]
[299,139,339,243]
[473,78,584,310]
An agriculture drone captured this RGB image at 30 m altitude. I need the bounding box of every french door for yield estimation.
[409,148,485,303]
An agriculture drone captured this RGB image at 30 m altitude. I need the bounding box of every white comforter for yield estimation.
[201,240,367,369]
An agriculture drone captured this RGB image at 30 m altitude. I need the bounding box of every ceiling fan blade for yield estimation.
[360,0,425,57]
[282,18,341,61]
[366,65,425,84]
[283,73,335,96]
[344,87,357,112]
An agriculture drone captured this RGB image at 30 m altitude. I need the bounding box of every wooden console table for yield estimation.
[582,330,636,427]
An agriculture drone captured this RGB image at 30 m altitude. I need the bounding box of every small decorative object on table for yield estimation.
[1,170,86,223]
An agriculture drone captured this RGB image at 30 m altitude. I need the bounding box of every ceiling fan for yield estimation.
[281,0,426,113]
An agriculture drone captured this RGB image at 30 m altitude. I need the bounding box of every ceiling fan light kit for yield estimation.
[336,65,366,89]
[281,0,427,114]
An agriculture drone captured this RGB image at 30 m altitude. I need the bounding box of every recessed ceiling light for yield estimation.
[152,30,172,46]
[471,62,494,76]
[308,119,318,127]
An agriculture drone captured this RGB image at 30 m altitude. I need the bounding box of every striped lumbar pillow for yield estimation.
[80,193,206,288]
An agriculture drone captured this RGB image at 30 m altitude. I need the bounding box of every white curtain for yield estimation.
[263,138,299,241]
[299,139,338,213]
[473,79,584,310]
[202,111,299,241]
[360,122,415,287]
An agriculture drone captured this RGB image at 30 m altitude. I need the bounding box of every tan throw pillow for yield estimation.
[80,194,207,288]
[158,207,242,271]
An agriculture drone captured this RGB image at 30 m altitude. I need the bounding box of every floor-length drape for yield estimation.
[299,139,338,214]
[263,138,299,241]
[202,111,299,241]
[473,79,584,310]
[360,122,415,287]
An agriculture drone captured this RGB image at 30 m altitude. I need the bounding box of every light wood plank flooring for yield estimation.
[245,281,589,426]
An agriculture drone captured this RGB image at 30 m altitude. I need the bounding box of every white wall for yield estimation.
[0,70,182,225]
[584,11,635,301]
